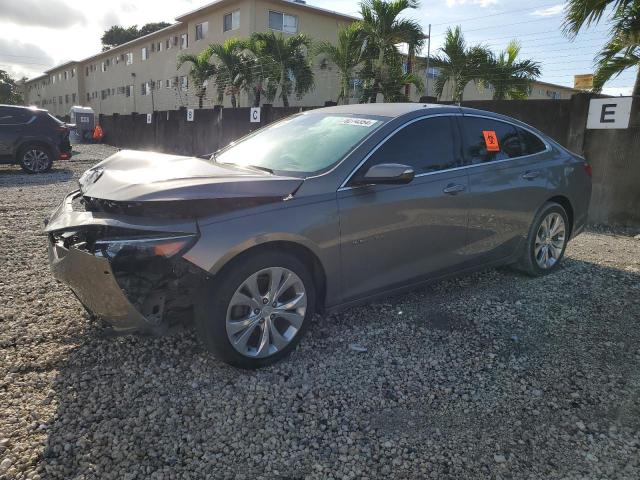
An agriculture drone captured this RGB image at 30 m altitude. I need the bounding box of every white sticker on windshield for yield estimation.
[341,118,378,127]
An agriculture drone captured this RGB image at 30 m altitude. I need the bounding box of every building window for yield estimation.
[71,68,76,78]
[223,11,240,32]
[63,71,68,80]
[158,41,163,52]
[126,52,133,65]
[180,33,188,49]
[59,96,63,104]
[166,39,171,50]
[142,47,149,60]
[101,62,107,72]
[195,21,209,40]
[51,75,56,84]
[165,79,171,88]
[180,75,188,90]
[86,93,90,102]
[65,94,69,103]
[72,93,76,103]
[268,11,298,33]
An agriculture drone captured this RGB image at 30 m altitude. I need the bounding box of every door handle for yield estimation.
[443,183,466,195]
[522,170,541,180]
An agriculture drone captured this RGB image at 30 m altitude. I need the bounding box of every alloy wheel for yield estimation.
[534,212,566,269]
[22,149,50,173]
[225,267,307,358]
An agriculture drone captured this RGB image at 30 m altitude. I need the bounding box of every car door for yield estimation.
[337,115,470,303]
[460,115,553,262]
[0,107,21,156]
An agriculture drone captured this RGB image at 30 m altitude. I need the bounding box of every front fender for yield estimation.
[183,198,341,306]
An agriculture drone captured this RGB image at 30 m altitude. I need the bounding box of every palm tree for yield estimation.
[249,32,315,107]
[379,57,424,101]
[431,26,491,103]
[244,37,283,107]
[484,41,541,100]
[563,0,640,95]
[357,0,425,102]
[209,38,250,108]
[176,49,216,108]
[315,23,364,104]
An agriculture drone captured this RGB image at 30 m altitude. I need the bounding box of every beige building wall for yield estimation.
[23,62,82,116]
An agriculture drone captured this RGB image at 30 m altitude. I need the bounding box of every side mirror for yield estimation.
[354,163,415,186]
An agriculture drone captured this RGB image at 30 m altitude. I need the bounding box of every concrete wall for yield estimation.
[98,105,316,156]
[98,95,640,227]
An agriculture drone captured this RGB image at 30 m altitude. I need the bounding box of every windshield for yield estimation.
[215,113,385,175]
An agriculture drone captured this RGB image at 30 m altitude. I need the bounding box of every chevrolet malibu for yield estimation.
[46,104,592,368]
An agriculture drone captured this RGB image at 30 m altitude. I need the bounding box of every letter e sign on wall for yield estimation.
[587,97,632,129]
[483,130,500,152]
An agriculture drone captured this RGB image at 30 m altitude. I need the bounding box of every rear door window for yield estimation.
[362,116,459,175]
[461,116,524,164]
[0,108,34,125]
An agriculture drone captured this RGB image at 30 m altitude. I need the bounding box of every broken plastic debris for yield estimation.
[349,343,367,353]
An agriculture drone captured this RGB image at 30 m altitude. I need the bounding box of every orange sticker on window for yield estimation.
[483,130,500,152]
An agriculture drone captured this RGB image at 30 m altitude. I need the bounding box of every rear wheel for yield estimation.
[516,202,569,276]
[195,251,315,369]
[19,144,53,173]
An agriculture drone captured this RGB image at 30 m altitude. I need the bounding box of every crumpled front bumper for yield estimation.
[48,238,149,332]
[46,190,201,333]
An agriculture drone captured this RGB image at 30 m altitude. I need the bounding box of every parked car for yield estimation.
[0,104,72,173]
[45,104,592,368]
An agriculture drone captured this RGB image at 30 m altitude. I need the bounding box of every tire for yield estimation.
[19,144,53,173]
[194,251,316,369]
[516,202,569,277]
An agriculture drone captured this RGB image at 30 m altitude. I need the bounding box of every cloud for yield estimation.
[0,0,85,28]
[0,39,55,81]
[446,0,499,7]
[531,4,564,17]
[101,11,121,29]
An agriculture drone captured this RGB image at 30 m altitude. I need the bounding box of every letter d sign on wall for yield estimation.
[586,97,633,129]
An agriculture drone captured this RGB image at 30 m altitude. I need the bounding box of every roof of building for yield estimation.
[176,0,359,22]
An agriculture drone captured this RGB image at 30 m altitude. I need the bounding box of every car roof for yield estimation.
[307,103,459,118]
[0,104,47,113]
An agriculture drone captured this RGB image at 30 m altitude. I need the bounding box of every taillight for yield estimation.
[584,162,592,178]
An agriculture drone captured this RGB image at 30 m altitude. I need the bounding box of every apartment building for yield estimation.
[22,0,355,116]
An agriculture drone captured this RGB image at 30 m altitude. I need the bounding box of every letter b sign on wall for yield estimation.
[587,97,633,129]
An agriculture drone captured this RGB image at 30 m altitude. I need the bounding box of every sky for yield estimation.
[0,0,634,95]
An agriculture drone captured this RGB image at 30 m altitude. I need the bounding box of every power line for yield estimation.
[430,2,565,27]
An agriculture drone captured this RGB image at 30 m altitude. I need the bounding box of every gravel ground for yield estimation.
[1,144,639,480]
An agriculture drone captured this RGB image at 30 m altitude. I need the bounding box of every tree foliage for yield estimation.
[431,26,491,103]
[177,50,217,108]
[249,32,315,107]
[101,22,171,51]
[315,23,364,104]
[0,69,23,105]
[357,0,425,102]
[484,41,541,100]
[563,0,640,95]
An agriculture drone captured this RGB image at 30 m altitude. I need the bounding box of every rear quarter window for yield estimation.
[518,127,547,155]
[461,116,525,164]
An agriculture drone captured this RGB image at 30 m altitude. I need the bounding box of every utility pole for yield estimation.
[425,24,432,100]
[150,79,155,112]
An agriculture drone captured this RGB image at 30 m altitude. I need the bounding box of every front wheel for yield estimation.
[516,202,569,276]
[194,251,315,369]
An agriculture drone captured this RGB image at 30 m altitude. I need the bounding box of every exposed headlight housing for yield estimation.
[94,234,197,260]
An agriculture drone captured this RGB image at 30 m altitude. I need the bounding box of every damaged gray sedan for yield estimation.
[46,104,591,368]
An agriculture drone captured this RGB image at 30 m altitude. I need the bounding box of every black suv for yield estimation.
[0,105,72,173]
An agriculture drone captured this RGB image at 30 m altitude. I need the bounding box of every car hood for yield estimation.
[80,149,303,203]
